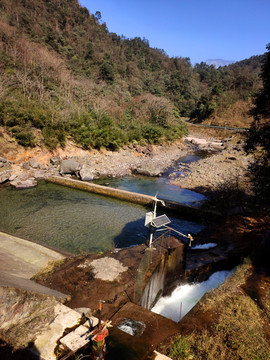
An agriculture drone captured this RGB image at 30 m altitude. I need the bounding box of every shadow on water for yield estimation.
[113,209,205,249]
[113,217,147,248]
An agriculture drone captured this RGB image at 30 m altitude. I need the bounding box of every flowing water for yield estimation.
[94,153,207,205]
[95,175,205,205]
[0,181,204,254]
[152,269,235,322]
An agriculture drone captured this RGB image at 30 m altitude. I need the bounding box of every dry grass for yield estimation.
[31,259,65,282]
[168,261,270,360]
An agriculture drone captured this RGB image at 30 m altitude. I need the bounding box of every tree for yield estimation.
[99,60,115,83]
[94,11,102,23]
[245,44,270,202]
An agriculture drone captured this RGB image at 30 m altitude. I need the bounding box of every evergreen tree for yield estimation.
[245,44,270,202]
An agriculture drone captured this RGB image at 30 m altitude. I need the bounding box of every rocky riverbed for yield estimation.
[0,140,189,188]
[171,142,252,194]
[0,131,252,194]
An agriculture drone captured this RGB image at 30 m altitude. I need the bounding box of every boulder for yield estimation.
[28,158,38,169]
[0,170,11,184]
[9,174,17,181]
[22,162,31,170]
[211,142,224,150]
[50,156,61,166]
[33,170,48,180]
[186,137,208,146]
[136,164,163,177]
[10,176,37,189]
[79,165,96,181]
[60,159,81,175]
[0,157,7,163]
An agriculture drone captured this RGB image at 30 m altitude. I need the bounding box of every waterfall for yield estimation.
[152,269,234,322]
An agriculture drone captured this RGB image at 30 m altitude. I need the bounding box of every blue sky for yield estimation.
[79,0,270,65]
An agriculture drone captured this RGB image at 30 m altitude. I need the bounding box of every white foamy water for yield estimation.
[191,243,217,250]
[152,269,234,322]
[117,319,146,336]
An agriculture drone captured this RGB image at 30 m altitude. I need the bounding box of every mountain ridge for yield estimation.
[0,0,265,150]
[206,59,236,67]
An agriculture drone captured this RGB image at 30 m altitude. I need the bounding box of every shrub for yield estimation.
[11,127,35,147]
[142,124,163,144]
[99,60,115,83]
[169,335,190,359]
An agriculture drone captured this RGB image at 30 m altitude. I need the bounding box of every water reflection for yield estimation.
[0,182,204,254]
[95,176,206,205]
[94,152,207,205]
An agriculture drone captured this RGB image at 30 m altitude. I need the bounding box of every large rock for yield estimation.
[10,175,37,189]
[28,158,38,169]
[50,156,61,166]
[0,170,11,184]
[22,162,31,170]
[0,157,7,163]
[60,159,81,175]
[32,170,48,180]
[79,165,96,181]
[186,137,208,146]
[136,164,163,177]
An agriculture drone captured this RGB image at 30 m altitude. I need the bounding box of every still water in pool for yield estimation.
[0,182,204,254]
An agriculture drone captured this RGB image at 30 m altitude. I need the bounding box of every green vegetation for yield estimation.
[0,0,264,150]
[245,44,270,203]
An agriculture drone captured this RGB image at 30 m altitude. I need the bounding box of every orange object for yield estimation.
[93,328,109,342]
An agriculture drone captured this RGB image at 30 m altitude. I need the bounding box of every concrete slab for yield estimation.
[33,304,83,360]
[153,351,172,360]
[0,231,64,278]
[60,325,90,352]
[0,272,67,299]
[0,232,66,297]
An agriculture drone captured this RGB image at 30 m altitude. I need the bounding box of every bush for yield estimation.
[95,127,127,150]
[99,60,115,83]
[169,335,190,359]
[142,124,163,144]
[11,127,35,147]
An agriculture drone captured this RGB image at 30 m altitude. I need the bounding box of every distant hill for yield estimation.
[0,0,265,150]
[206,59,236,68]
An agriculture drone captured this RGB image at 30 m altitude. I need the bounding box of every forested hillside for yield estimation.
[0,0,264,150]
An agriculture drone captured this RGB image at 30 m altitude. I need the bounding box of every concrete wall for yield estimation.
[139,241,186,309]
[47,176,154,206]
[47,176,217,221]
